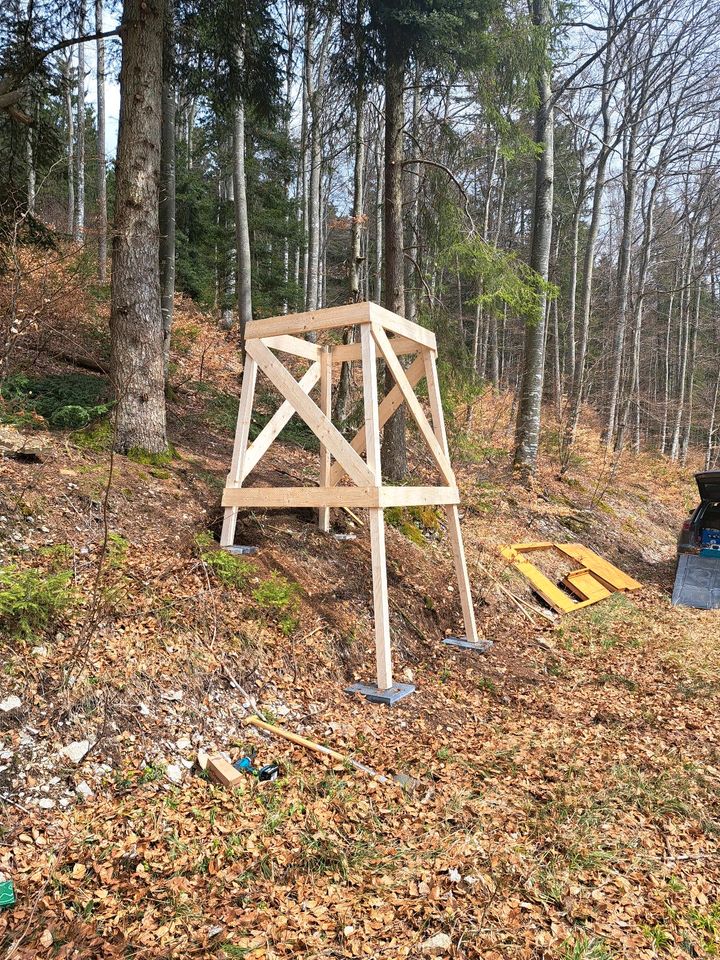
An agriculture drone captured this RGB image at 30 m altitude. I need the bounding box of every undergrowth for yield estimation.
[0,564,75,640]
[195,532,255,589]
[0,373,110,430]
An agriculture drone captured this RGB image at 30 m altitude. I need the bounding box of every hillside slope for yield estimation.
[1,299,718,960]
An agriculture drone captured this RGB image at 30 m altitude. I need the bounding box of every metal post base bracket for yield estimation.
[443,636,494,652]
[345,681,416,706]
[221,545,259,556]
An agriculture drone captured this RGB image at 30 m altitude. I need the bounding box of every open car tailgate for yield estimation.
[695,471,720,503]
[672,554,720,609]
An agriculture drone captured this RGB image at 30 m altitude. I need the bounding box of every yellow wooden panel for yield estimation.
[510,556,579,613]
[563,568,612,603]
[556,544,642,591]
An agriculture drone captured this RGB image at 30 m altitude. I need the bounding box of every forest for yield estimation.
[2,0,719,474]
[2,0,720,958]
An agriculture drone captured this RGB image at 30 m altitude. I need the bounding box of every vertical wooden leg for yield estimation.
[369,507,393,689]
[445,504,479,644]
[423,348,479,643]
[318,346,332,533]
[361,323,393,690]
[220,353,258,547]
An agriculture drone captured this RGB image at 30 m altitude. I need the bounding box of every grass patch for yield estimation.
[0,373,110,429]
[0,564,75,641]
[253,572,301,635]
[195,532,255,589]
[561,935,613,960]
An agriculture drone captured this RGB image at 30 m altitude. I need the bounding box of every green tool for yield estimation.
[0,880,15,909]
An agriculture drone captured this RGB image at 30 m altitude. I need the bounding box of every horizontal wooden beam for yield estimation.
[368,303,437,349]
[222,485,460,509]
[331,334,419,364]
[246,303,370,340]
[260,334,323,361]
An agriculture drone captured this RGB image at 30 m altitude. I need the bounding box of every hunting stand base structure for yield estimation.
[220,302,479,697]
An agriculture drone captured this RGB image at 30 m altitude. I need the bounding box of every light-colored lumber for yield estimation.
[379,486,460,507]
[318,347,332,532]
[220,354,258,547]
[222,486,379,508]
[422,348,479,644]
[246,338,374,488]
[331,334,419,364]
[361,323,393,691]
[260,334,323,361]
[328,353,427,487]
[241,361,321,481]
[368,302,437,348]
[556,544,642,591]
[246,302,370,340]
[207,754,243,788]
[371,323,455,485]
[563,568,612,603]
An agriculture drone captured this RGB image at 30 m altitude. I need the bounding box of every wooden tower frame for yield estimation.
[220,302,479,693]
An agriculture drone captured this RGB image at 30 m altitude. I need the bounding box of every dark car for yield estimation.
[678,471,720,557]
[673,470,720,608]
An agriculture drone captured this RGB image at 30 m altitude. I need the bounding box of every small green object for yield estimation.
[0,880,15,908]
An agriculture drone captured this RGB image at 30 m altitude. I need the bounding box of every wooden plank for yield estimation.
[318,347,332,533]
[208,755,243,788]
[241,362,321,482]
[332,334,419,364]
[220,355,258,547]
[422,349,479,644]
[371,323,455,485]
[379,486,460,507]
[556,544,642,591]
[369,302,437,349]
[222,486,379,508]
[246,338,375,488]
[507,555,580,614]
[328,354,426,487]
[246,302,370,340]
[563,569,612,603]
[260,334,323,361]
[361,323,393,691]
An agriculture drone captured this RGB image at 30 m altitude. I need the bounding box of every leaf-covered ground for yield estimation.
[1,301,719,959]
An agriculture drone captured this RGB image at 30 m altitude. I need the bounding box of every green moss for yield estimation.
[386,505,441,547]
[0,373,110,430]
[195,532,255,589]
[253,573,301,635]
[126,443,176,467]
[72,419,112,452]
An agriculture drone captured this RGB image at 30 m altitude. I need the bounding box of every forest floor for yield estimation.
[1,276,719,959]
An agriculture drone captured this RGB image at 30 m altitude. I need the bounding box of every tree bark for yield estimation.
[513,0,554,475]
[95,0,107,280]
[159,0,176,376]
[73,4,86,243]
[380,43,407,481]
[110,0,167,454]
[233,83,253,346]
[61,53,75,237]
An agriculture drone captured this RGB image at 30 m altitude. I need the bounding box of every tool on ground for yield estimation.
[0,878,15,909]
[233,748,279,782]
[242,715,418,789]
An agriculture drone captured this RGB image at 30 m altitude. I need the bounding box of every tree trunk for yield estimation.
[380,44,407,481]
[62,53,75,237]
[405,66,421,325]
[233,88,253,347]
[304,15,324,314]
[95,0,108,280]
[159,0,176,376]
[513,0,554,475]
[26,130,35,214]
[110,0,167,454]
[74,4,86,244]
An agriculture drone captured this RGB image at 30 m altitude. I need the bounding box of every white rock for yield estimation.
[59,740,90,764]
[59,797,71,807]
[448,868,461,883]
[166,764,183,784]
[421,933,452,956]
[38,798,55,810]
[176,738,192,751]
[163,690,183,702]
[76,781,93,799]
[0,696,21,713]
[138,703,150,716]
[31,645,48,657]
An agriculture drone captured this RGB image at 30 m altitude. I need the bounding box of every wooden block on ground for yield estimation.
[208,755,243,788]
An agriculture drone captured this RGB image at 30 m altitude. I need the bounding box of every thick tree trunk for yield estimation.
[159,0,176,375]
[233,93,253,347]
[74,5,86,244]
[380,44,407,482]
[220,149,236,329]
[95,0,107,280]
[513,0,554,475]
[110,0,167,454]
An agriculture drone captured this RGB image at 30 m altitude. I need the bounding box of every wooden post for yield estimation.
[318,346,332,532]
[423,349,479,644]
[220,354,258,547]
[361,323,393,690]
